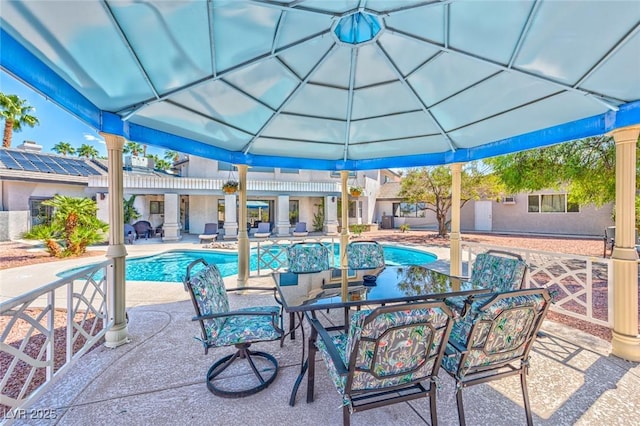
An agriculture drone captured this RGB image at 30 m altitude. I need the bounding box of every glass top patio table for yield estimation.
[272,265,490,312]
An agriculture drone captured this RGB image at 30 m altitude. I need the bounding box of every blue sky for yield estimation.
[0,71,164,157]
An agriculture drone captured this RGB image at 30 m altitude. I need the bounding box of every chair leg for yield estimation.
[521,369,534,426]
[429,386,438,426]
[343,404,351,426]
[455,387,466,426]
[290,312,296,340]
[307,328,318,403]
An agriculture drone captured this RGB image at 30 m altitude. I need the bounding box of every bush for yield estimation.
[399,224,410,233]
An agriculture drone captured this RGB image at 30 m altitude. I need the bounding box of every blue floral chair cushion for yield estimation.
[287,242,330,273]
[347,241,385,270]
[315,304,452,405]
[445,252,527,316]
[188,263,282,349]
[442,290,549,378]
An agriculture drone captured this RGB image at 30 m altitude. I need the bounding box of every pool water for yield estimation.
[60,245,436,283]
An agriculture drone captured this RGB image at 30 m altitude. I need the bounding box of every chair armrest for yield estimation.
[308,317,349,375]
[226,286,277,293]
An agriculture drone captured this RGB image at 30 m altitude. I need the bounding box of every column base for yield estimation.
[611,331,640,362]
[104,322,131,349]
[324,223,339,234]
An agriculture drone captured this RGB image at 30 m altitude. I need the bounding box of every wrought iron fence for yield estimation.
[0,261,112,419]
[462,242,612,327]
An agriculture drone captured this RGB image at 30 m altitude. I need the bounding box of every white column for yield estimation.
[609,125,640,362]
[324,195,339,235]
[223,194,238,240]
[340,171,351,301]
[237,165,249,288]
[450,163,463,276]
[162,193,181,241]
[276,194,291,236]
[100,133,130,349]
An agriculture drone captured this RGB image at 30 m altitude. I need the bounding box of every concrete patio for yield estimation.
[17,275,640,426]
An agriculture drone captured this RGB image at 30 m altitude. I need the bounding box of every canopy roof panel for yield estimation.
[1,0,639,170]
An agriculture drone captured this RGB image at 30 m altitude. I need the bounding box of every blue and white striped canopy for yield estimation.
[1,0,639,170]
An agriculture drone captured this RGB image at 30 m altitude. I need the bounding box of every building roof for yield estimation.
[0,148,105,183]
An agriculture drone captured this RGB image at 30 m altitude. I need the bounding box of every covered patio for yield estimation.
[1,0,639,421]
[22,284,640,425]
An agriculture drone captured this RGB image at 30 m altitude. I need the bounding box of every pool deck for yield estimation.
[3,234,640,425]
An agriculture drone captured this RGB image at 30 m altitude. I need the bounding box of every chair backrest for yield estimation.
[470,250,527,293]
[449,288,550,378]
[183,259,229,343]
[287,242,330,273]
[257,222,270,233]
[347,241,385,270]
[124,224,135,236]
[203,222,218,234]
[343,301,452,393]
[133,220,152,233]
[294,222,307,233]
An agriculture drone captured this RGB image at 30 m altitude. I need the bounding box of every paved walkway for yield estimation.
[4,235,639,425]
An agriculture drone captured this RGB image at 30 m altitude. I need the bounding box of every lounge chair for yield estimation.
[254,222,271,238]
[292,222,308,237]
[199,223,219,243]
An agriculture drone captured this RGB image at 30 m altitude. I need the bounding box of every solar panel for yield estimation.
[10,151,39,172]
[21,152,56,173]
[0,150,22,169]
[39,156,68,174]
[55,156,84,175]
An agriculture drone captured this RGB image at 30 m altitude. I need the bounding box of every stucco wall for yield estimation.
[460,195,613,236]
[189,195,220,235]
[0,211,29,241]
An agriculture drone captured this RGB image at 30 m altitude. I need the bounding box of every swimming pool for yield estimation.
[59,245,436,283]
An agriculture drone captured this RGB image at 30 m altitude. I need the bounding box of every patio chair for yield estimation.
[183,258,284,398]
[445,250,527,317]
[254,222,271,238]
[199,222,219,243]
[603,226,640,257]
[132,220,153,239]
[283,242,331,339]
[307,301,454,426]
[124,224,135,245]
[292,222,308,237]
[442,287,551,426]
[346,241,385,270]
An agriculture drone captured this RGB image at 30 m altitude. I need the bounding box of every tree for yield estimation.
[123,195,141,224]
[23,195,108,257]
[52,141,76,156]
[399,164,502,236]
[164,150,179,162]
[123,141,143,156]
[485,136,640,228]
[77,143,99,159]
[0,92,40,148]
[154,159,172,171]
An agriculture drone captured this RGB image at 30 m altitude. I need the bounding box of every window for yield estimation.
[392,202,428,217]
[347,201,362,218]
[150,200,164,214]
[280,168,299,174]
[289,200,299,224]
[528,194,579,213]
[331,171,356,178]
[217,199,225,223]
[30,198,54,226]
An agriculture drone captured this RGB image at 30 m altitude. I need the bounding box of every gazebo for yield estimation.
[1,0,638,360]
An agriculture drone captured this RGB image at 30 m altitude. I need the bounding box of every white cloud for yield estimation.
[84,133,105,144]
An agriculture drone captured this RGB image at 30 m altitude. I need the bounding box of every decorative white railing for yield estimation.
[0,261,112,420]
[462,242,613,327]
[252,236,340,276]
[88,175,341,193]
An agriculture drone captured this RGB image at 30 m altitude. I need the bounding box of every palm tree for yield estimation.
[0,92,40,148]
[52,141,76,156]
[164,150,179,163]
[123,141,143,156]
[154,159,172,171]
[23,195,108,257]
[78,143,99,159]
